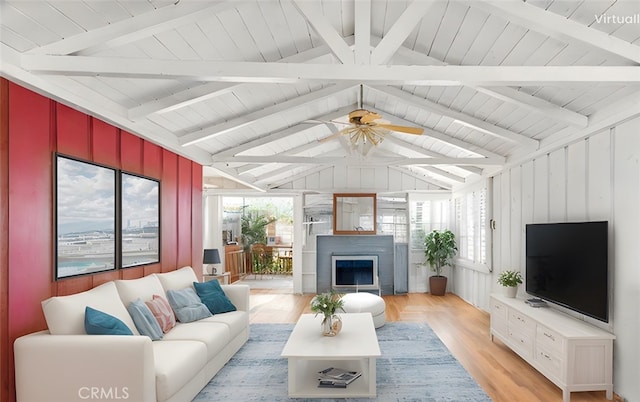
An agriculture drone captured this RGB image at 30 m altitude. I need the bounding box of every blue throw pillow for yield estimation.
[193,280,237,314]
[84,306,133,336]
[127,298,163,340]
[166,288,212,323]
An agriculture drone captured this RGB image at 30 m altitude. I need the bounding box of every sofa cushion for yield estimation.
[84,306,134,336]
[166,288,211,323]
[127,299,163,340]
[199,311,249,339]
[162,322,230,360]
[42,281,138,335]
[156,266,198,293]
[115,275,165,307]
[152,340,207,402]
[146,295,176,333]
[193,280,237,314]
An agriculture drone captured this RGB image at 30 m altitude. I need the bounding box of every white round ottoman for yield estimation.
[341,292,386,328]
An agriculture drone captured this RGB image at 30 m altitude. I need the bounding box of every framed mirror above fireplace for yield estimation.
[333,193,376,235]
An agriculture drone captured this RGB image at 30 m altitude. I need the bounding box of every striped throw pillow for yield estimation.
[145,295,176,333]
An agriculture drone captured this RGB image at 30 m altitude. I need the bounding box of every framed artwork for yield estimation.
[121,172,160,268]
[56,155,117,279]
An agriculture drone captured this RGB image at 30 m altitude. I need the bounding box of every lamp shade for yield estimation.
[203,249,221,264]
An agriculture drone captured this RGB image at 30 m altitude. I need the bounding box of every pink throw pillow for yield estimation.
[145,295,176,333]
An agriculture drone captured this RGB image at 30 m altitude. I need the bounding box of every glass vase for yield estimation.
[321,314,342,336]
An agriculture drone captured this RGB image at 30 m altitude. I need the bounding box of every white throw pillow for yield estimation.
[156,266,198,293]
[115,274,165,306]
[42,281,139,335]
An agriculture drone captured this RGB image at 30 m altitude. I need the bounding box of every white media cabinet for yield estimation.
[489,294,615,402]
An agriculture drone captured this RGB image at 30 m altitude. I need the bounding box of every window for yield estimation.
[410,198,450,250]
[454,185,489,267]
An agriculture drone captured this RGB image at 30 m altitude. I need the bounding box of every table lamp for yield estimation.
[203,249,221,275]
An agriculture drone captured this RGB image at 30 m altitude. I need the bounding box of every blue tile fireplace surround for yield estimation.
[316,234,395,295]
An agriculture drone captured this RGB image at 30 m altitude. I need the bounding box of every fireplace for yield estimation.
[331,255,379,291]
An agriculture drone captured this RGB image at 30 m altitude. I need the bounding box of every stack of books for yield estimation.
[317,367,362,388]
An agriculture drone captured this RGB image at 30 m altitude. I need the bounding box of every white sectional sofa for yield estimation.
[13,266,250,402]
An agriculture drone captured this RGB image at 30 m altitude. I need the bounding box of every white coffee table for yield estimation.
[281,313,381,398]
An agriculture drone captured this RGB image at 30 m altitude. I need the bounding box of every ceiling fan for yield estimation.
[318,87,424,149]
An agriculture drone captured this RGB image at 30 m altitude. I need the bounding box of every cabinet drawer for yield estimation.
[508,310,535,334]
[508,327,534,358]
[535,345,562,380]
[490,299,508,321]
[537,325,563,354]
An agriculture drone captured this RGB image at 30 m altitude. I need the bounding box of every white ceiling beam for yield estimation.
[292,0,354,64]
[473,0,640,64]
[389,166,452,190]
[213,155,503,165]
[354,0,372,64]
[391,43,589,128]
[383,136,483,176]
[29,1,236,56]
[372,86,538,148]
[266,165,331,190]
[23,55,640,85]
[128,44,337,120]
[204,164,266,192]
[366,104,509,159]
[180,84,356,146]
[212,106,354,158]
[471,86,588,128]
[370,1,434,65]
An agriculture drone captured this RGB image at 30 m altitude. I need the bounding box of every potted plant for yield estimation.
[424,229,457,296]
[310,291,345,336]
[497,270,523,298]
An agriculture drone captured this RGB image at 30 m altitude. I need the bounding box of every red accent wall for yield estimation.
[0,79,203,402]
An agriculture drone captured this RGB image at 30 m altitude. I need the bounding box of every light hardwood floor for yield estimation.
[248,289,616,402]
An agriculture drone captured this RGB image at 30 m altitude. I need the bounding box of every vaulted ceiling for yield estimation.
[2,0,639,192]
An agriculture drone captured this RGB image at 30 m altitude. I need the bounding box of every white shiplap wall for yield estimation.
[487,116,640,401]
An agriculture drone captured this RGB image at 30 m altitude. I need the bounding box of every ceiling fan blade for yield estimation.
[318,126,352,143]
[375,124,424,135]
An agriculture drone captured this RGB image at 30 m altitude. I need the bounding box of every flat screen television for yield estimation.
[525,221,609,322]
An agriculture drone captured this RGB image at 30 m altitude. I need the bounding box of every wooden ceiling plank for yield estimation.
[180,84,356,146]
[354,0,372,65]
[128,44,335,120]
[29,1,237,56]
[392,42,589,128]
[365,104,508,160]
[211,105,355,158]
[370,0,434,65]
[383,136,484,176]
[389,166,452,190]
[292,0,354,64]
[474,86,589,128]
[474,0,640,64]
[373,86,538,148]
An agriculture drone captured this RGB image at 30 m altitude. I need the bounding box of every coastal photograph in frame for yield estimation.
[56,155,117,279]
[121,172,160,268]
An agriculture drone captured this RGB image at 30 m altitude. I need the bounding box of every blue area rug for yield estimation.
[193,322,491,401]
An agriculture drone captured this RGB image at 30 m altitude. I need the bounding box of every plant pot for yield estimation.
[429,276,447,296]
[503,286,517,298]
